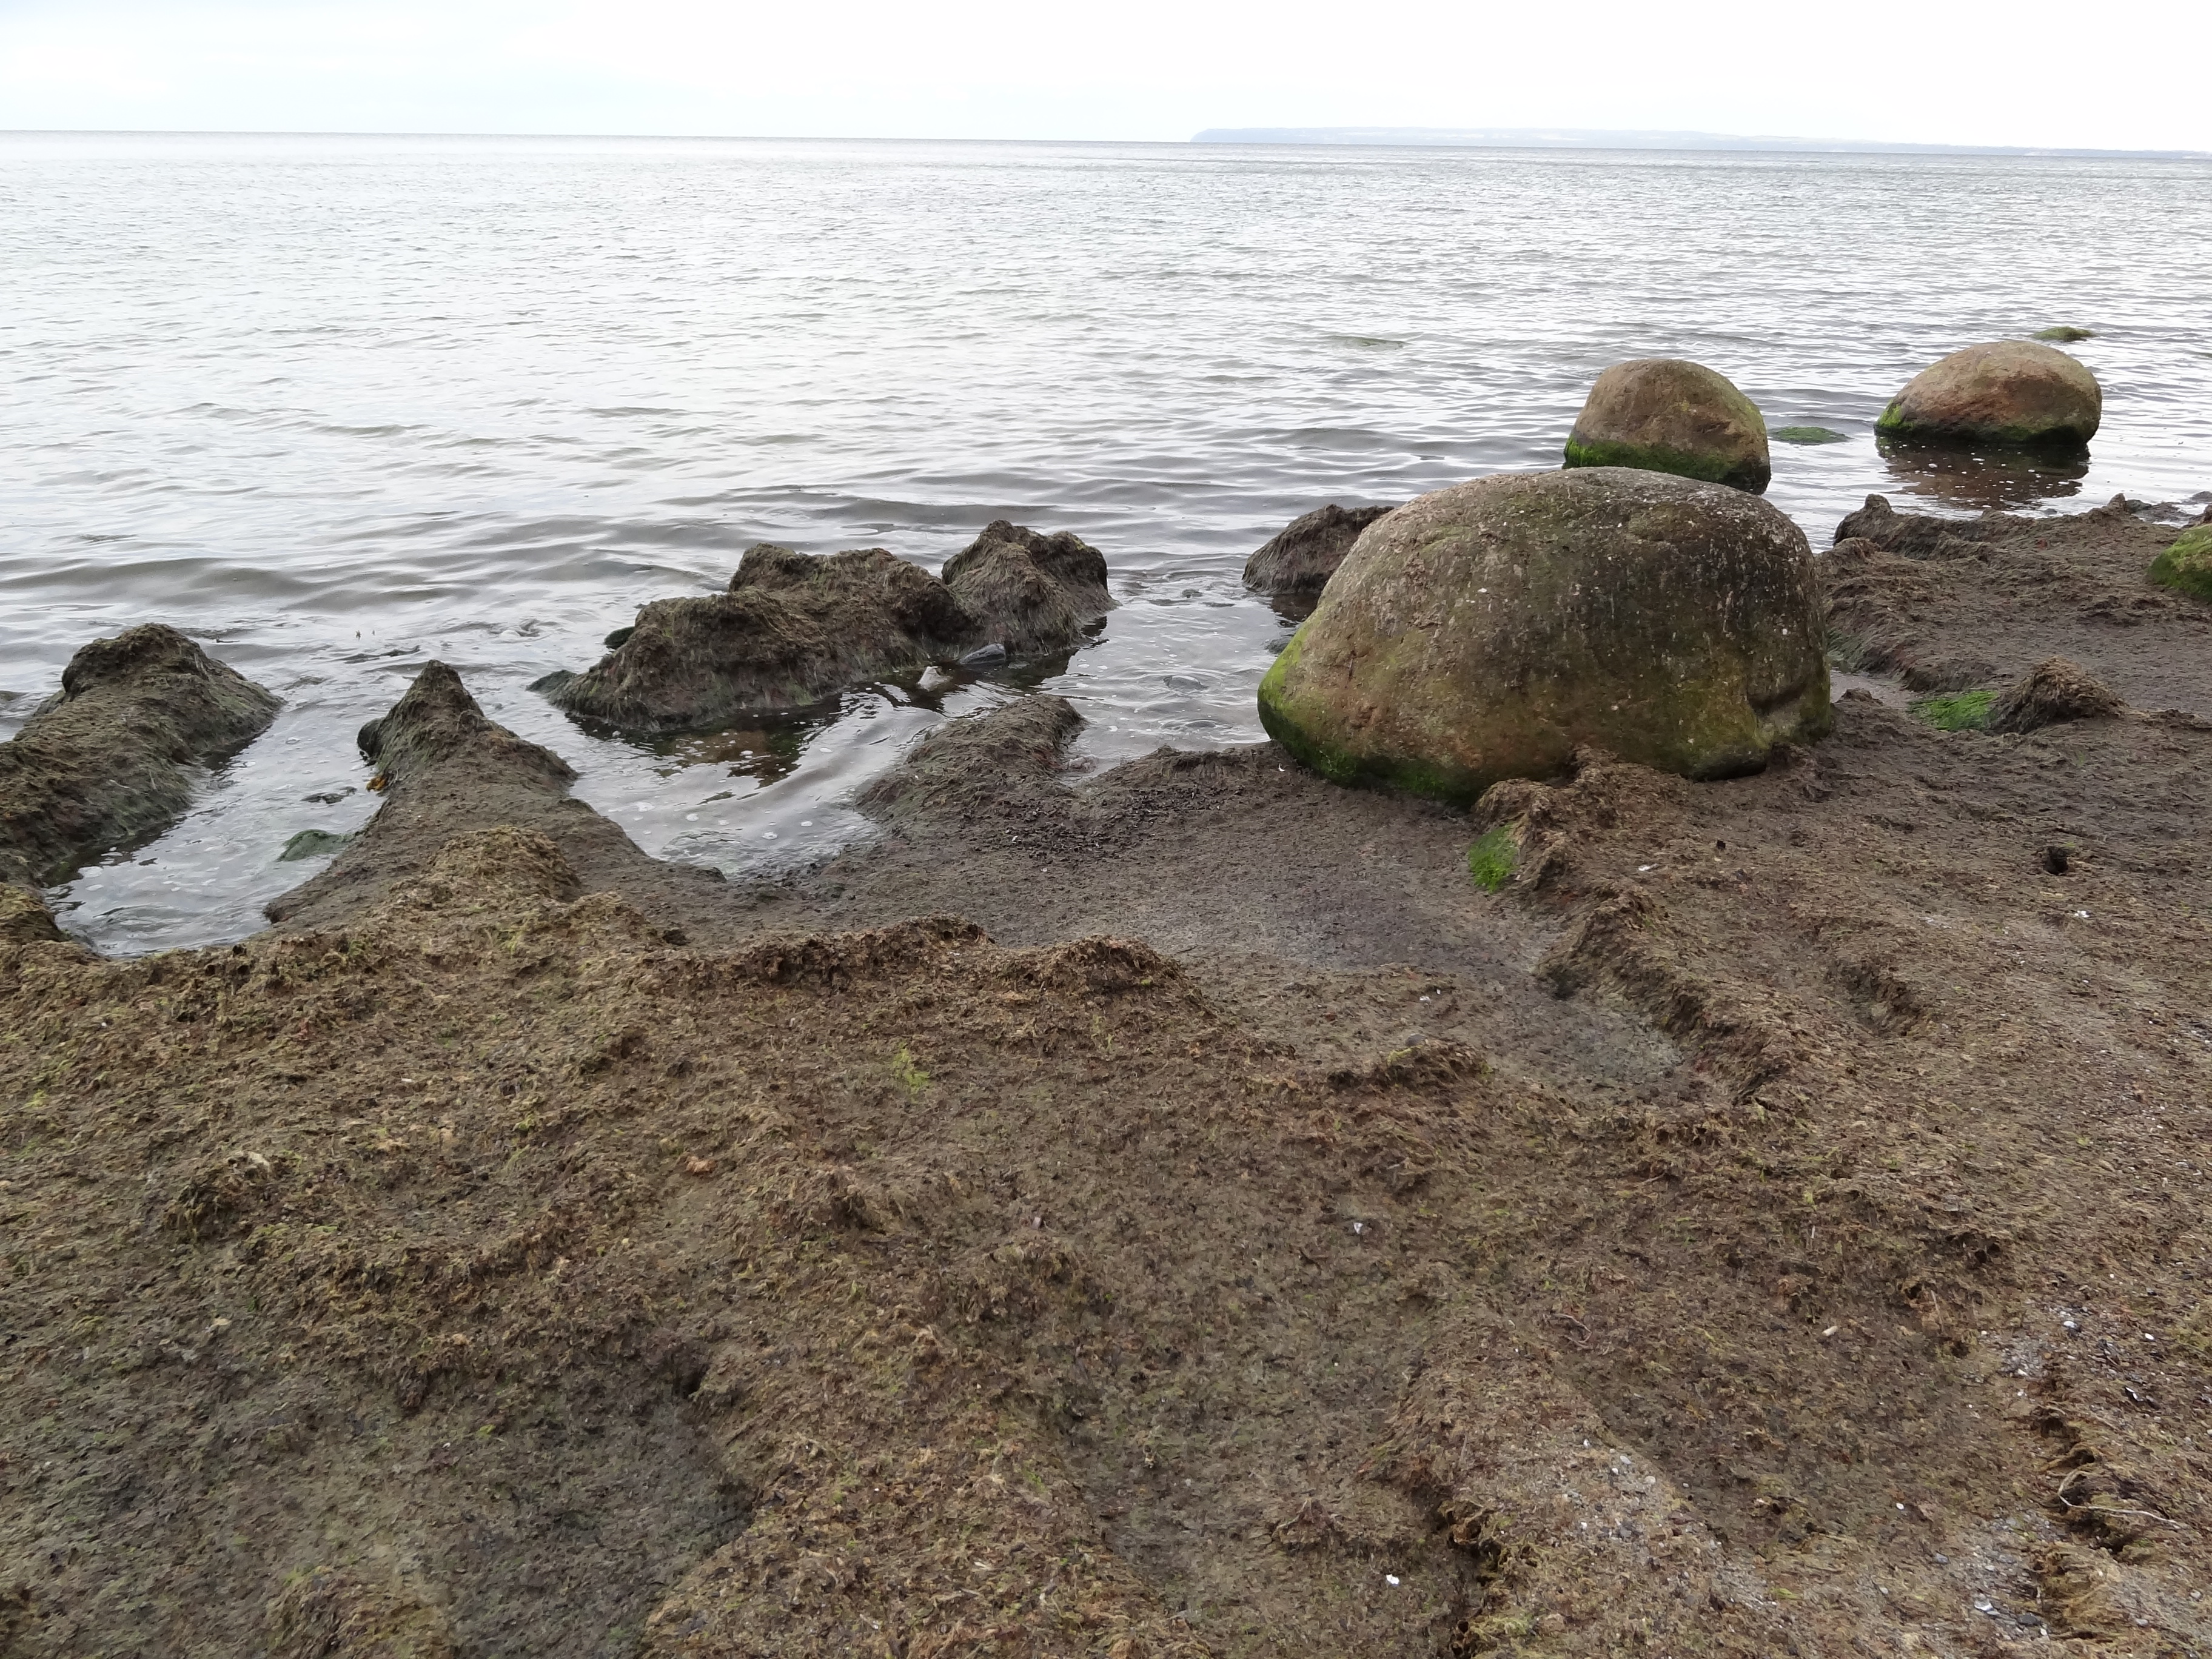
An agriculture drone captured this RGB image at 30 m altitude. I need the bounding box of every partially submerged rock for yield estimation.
[537,525,1111,731]
[1986,658,2127,734]
[2148,523,2212,602]
[0,624,280,886]
[1242,503,1399,595]
[1257,468,1830,803]
[270,660,719,931]
[1563,359,1772,493]
[1875,340,2102,449]
[940,520,1113,654]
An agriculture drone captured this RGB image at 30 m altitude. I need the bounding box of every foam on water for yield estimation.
[3,132,2208,952]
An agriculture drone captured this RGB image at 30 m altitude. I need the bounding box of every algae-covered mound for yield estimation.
[1875,339,2102,448]
[536,525,1111,731]
[1562,358,1772,493]
[0,623,280,886]
[2149,523,2212,602]
[939,518,1114,654]
[1242,501,1399,595]
[1257,468,1830,802]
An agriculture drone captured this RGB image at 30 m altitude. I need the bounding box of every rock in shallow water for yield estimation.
[1875,340,2102,449]
[1256,468,1831,802]
[535,523,1110,731]
[1563,358,1772,493]
[1242,502,1400,595]
[0,624,280,887]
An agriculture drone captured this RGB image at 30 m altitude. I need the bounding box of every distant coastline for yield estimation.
[1189,126,2211,160]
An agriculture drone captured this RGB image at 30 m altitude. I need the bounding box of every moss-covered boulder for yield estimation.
[1563,359,1771,493]
[2149,523,2212,603]
[1256,468,1831,802]
[1875,340,2101,448]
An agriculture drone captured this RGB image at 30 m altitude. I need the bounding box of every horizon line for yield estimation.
[1191,125,2211,160]
[4,126,2206,161]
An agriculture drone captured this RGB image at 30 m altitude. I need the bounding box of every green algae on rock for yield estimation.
[1563,358,1772,493]
[2148,523,2212,603]
[2033,325,2094,343]
[1256,468,1831,804]
[1772,425,1848,446]
[1874,340,2102,449]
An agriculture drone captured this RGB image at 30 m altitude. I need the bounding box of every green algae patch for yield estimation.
[1909,689,1994,731]
[1772,426,1848,446]
[1467,826,1519,893]
[2033,326,2094,342]
[1564,435,1744,487]
[2148,525,2212,603]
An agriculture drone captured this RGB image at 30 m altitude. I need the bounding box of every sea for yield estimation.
[3,132,2208,954]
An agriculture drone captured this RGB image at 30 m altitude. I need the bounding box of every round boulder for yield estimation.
[1875,340,2101,448]
[1256,468,1831,803]
[1563,359,1771,493]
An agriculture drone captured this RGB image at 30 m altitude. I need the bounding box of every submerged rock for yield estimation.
[1257,468,1830,802]
[0,624,280,887]
[1875,340,2102,449]
[1563,359,1772,493]
[2148,523,2212,602]
[1771,425,1848,446]
[1242,503,1399,595]
[2033,325,2094,343]
[538,526,1110,731]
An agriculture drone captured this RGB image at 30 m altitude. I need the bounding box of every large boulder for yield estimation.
[1563,359,1772,493]
[1242,503,1399,595]
[1256,468,1831,802]
[537,524,1111,731]
[1875,340,2101,448]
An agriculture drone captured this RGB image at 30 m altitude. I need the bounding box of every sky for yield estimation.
[2,0,2208,152]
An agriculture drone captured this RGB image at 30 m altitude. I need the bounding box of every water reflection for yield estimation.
[1876,436,2090,512]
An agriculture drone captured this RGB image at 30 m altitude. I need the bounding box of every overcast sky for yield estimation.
[3,0,2207,151]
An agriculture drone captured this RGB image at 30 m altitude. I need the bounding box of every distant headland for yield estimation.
[1189,126,2210,159]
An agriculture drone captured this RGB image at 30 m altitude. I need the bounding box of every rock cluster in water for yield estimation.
[1242,502,1399,596]
[0,624,280,889]
[1563,358,1772,493]
[1875,340,2102,449]
[1256,468,1831,803]
[535,521,1111,731]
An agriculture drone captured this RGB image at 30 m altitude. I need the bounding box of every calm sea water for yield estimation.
[4,132,2209,954]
